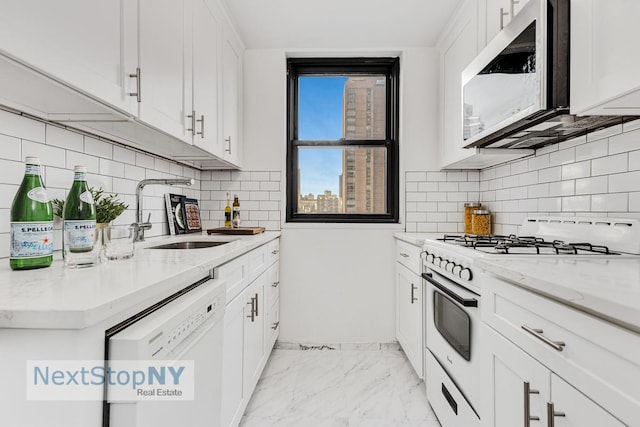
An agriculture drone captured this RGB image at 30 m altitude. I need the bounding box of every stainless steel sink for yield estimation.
[146,241,230,250]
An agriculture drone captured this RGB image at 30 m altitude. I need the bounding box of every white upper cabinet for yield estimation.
[570,0,640,115]
[184,0,223,157]
[483,0,531,45]
[221,22,243,168]
[137,0,189,142]
[0,0,138,118]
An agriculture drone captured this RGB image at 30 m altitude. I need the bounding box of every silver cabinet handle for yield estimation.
[196,115,204,138]
[225,136,232,154]
[410,284,418,304]
[510,0,520,18]
[128,67,141,103]
[547,402,566,427]
[272,281,280,288]
[522,325,566,352]
[254,292,259,317]
[272,321,280,330]
[187,110,196,136]
[247,296,255,322]
[399,252,410,258]
[524,381,540,426]
[500,7,509,30]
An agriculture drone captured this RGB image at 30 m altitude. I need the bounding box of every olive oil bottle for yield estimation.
[10,157,54,270]
[224,192,232,228]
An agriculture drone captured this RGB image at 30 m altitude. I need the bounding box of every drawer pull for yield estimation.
[400,252,410,258]
[521,325,566,352]
[247,297,256,322]
[524,381,540,426]
[441,383,457,415]
[272,281,280,288]
[272,321,280,330]
[547,402,566,427]
[272,249,279,255]
[410,284,418,304]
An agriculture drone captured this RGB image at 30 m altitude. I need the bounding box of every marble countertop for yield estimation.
[393,232,441,246]
[0,231,280,330]
[475,256,640,334]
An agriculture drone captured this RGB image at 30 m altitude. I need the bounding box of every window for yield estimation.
[286,57,399,223]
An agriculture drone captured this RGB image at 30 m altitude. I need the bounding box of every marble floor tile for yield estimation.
[239,349,442,427]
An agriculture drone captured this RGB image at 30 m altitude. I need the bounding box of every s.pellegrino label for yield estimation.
[64,220,97,251]
[10,222,54,258]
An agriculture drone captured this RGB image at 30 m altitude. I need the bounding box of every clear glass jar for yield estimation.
[472,209,491,236]
[464,202,482,234]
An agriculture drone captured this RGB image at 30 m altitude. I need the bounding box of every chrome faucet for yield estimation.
[133,178,194,242]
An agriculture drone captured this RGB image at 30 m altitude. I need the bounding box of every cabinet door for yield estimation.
[243,272,266,397]
[550,374,625,427]
[221,286,248,427]
[482,325,551,427]
[396,263,423,379]
[221,23,242,167]
[191,0,222,156]
[570,0,640,114]
[138,0,188,141]
[0,0,137,116]
[440,0,480,168]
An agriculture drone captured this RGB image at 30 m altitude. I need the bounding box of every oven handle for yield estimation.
[422,272,478,307]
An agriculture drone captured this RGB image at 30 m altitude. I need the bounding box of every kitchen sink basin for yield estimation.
[146,241,230,250]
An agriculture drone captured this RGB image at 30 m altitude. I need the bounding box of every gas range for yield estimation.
[422,216,640,293]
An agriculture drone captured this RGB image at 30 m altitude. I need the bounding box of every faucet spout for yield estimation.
[134,178,194,241]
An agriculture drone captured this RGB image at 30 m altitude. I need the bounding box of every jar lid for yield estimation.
[25,156,41,165]
[464,202,482,208]
[473,209,491,215]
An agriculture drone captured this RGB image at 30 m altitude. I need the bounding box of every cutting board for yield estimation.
[207,227,266,235]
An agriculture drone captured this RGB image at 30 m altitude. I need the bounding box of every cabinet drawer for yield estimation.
[268,299,280,346]
[266,263,279,310]
[267,239,280,265]
[483,278,640,425]
[215,254,249,303]
[395,240,422,275]
[248,244,268,283]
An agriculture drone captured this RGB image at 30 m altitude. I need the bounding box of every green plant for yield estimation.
[53,187,128,224]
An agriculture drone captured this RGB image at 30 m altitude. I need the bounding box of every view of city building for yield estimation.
[298,76,387,214]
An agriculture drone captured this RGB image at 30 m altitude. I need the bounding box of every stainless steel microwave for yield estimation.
[461,0,627,150]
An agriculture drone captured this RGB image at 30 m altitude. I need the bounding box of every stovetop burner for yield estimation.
[437,234,619,255]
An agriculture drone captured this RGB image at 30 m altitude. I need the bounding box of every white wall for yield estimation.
[235,47,441,344]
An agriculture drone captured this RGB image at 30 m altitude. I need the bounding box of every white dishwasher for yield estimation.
[106,276,225,427]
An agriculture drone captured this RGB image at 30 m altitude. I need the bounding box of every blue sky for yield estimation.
[298,76,347,196]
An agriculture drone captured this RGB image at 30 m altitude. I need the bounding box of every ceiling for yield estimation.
[221,0,465,49]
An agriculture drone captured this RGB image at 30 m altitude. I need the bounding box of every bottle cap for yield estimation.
[74,165,87,173]
[25,156,41,165]
[464,202,481,208]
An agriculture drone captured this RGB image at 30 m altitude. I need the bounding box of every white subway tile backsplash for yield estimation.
[437,202,457,212]
[592,153,628,176]
[467,171,480,181]
[438,182,458,192]
[0,134,21,162]
[562,195,591,211]
[538,197,561,212]
[538,166,561,183]
[46,124,84,152]
[231,171,252,181]
[629,192,640,211]
[260,201,279,211]
[249,191,269,201]
[608,128,640,155]
[495,189,510,200]
[0,109,45,143]
[407,212,427,222]
[446,171,468,181]
[241,181,260,191]
[250,171,269,181]
[135,152,155,169]
[270,171,281,181]
[575,176,608,195]
[447,192,468,202]
[113,146,136,165]
[425,192,446,202]
[459,181,480,191]
[527,154,549,170]
[588,124,623,142]
[549,180,575,197]
[67,150,99,173]
[0,159,25,185]
[416,223,437,232]
[405,182,418,192]
[84,136,113,159]
[23,140,66,168]
[220,181,241,191]
[269,192,281,201]
[609,171,640,193]
[124,164,145,181]
[201,180,221,191]
[495,164,511,178]
[0,184,19,209]
[154,158,171,173]
[561,160,591,180]
[575,138,608,161]
[519,171,538,186]
[406,171,427,182]
[426,172,446,181]
[44,167,73,189]
[510,159,529,175]
[592,193,628,212]
[549,147,575,166]
[211,171,231,181]
[628,150,640,171]
[418,181,438,192]
[527,183,549,199]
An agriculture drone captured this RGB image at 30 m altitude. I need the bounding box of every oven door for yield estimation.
[423,269,481,413]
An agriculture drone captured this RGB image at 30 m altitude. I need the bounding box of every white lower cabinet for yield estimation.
[482,326,625,427]
[394,239,424,379]
[219,238,279,427]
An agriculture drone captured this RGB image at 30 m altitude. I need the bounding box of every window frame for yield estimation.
[286,57,400,223]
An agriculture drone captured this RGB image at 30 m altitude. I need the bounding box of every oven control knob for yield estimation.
[426,252,434,263]
[452,264,462,275]
[440,258,449,269]
[459,267,473,281]
[432,256,441,265]
[445,261,455,272]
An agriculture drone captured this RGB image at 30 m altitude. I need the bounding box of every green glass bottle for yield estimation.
[10,156,54,270]
[62,166,98,267]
